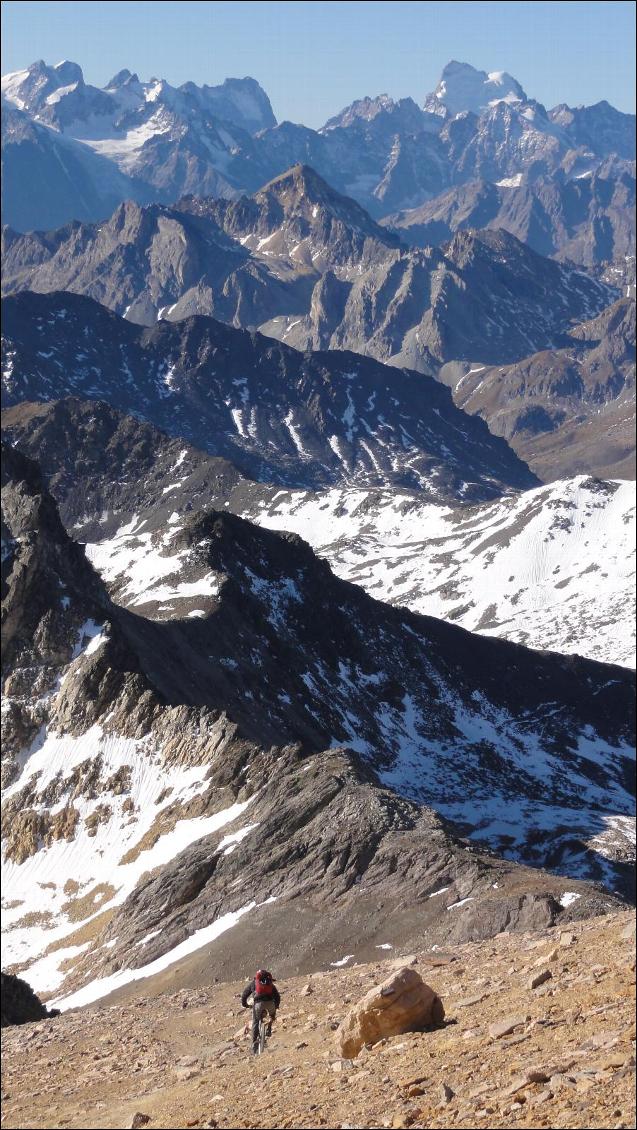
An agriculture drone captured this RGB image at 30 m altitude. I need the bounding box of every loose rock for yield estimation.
[528,968,553,990]
[488,1014,528,1039]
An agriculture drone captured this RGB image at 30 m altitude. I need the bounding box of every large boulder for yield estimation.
[335,966,444,1058]
[0,972,60,1027]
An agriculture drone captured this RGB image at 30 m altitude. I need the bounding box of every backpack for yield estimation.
[254,969,274,998]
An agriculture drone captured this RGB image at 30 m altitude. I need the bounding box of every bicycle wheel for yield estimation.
[258,1017,268,1054]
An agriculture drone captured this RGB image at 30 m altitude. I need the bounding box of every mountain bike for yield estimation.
[257,1011,269,1054]
[253,1001,275,1054]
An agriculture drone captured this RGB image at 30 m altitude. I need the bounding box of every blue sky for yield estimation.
[2,1,635,126]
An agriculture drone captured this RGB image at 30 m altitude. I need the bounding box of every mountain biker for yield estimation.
[241,968,281,1054]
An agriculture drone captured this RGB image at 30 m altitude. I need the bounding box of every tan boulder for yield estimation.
[334,966,444,1058]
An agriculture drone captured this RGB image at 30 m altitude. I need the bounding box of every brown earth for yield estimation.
[1,910,635,1130]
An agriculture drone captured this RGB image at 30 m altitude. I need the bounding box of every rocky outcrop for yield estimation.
[0,972,59,1026]
[0,443,113,782]
[335,966,444,1057]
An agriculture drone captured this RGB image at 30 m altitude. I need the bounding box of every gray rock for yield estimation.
[439,1082,455,1103]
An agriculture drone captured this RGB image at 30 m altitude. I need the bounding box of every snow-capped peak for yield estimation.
[0,58,275,139]
[425,60,527,118]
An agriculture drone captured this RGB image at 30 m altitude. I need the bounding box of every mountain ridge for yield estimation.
[2,443,633,1009]
[2,184,617,381]
[3,397,634,667]
[1,288,540,501]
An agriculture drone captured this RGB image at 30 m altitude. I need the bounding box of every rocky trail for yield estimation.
[2,911,635,1130]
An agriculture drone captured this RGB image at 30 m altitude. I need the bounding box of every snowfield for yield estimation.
[249,476,636,668]
[1,723,256,995]
[81,476,635,665]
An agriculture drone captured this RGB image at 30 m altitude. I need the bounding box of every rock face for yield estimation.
[335,966,444,1057]
[0,972,59,1026]
[383,165,636,268]
[1,291,539,501]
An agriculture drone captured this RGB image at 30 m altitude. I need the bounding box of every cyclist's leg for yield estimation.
[265,999,276,1036]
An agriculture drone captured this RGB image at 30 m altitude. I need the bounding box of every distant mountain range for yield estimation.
[2,58,634,268]
[5,164,631,482]
[1,54,635,1014]
[1,164,616,371]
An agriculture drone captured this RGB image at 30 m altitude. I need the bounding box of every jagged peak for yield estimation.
[255,163,396,238]
[447,225,532,253]
[106,68,138,89]
[258,162,337,198]
[323,93,395,124]
[27,59,50,75]
[53,60,84,85]
[322,93,428,133]
[440,59,478,77]
[176,74,276,130]
[214,75,268,90]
